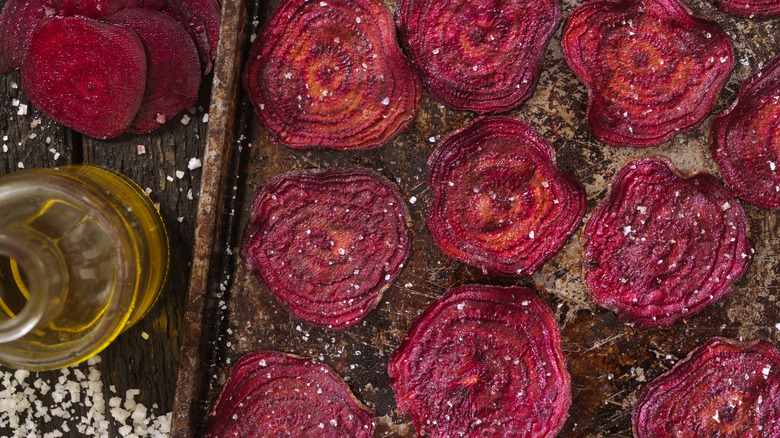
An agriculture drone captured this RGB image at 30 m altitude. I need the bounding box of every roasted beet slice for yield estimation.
[561,0,733,147]
[243,0,422,150]
[388,285,571,438]
[633,337,780,437]
[713,0,780,16]
[0,0,60,72]
[21,16,146,139]
[59,0,137,18]
[241,168,410,329]
[397,0,560,113]
[206,351,376,437]
[426,116,585,277]
[711,55,780,209]
[103,8,201,134]
[581,157,753,328]
[164,0,219,74]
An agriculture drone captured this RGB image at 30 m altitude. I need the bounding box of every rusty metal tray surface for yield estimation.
[171,0,780,435]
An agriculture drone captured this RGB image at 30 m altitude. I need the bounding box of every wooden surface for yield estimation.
[0,36,210,434]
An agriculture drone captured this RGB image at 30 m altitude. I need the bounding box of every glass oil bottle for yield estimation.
[0,165,169,370]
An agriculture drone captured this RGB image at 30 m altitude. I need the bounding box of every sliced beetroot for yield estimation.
[388,285,571,438]
[713,0,780,16]
[166,0,219,74]
[243,0,422,150]
[581,157,753,328]
[561,0,733,147]
[206,351,376,437]
[103,8,201,134]
[241,168,410,329]
[633,337,780,437]
[426,116,585,277]
[21,16,147,139]
[59,0,137,18]
[397,0,561,113]
[711,55,780,209]
[0,0,60,73]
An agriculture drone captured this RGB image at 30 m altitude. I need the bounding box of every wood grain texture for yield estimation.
[0,0,209,432]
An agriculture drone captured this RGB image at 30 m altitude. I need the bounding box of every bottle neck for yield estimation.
[0,231,67,342]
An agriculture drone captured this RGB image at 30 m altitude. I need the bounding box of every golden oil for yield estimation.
[0,165,169,370]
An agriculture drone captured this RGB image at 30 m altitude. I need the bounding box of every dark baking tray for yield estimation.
[170,0,780,435]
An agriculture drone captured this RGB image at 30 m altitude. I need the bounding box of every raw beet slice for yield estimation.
[205,351,376,437]
[59,0,137,18]
[164,0,220,74]
[0,0,60,73]
[713,0,780,16]
[581,157,753,328]
[241,168,410,329]
[243,0,422,150]
[426,116,585,277]
[633,337,780,437]
[396,0,561,113]
[561,0,733,147]
[103,8,201,134]
[711,55,780,209]
[388,285,571,438]
[21,16,146,139]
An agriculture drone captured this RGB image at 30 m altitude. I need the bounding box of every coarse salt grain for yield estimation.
[181,114,191,125]
[187,158,202,170]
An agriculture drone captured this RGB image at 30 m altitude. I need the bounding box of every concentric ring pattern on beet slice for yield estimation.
[711,55,780,209]
[243,0,422,150]
[713,0,780,16]
[241,168,410,329]
[396,0,560,113]
[561,0,734,147]
[205,351,376,437]
[427,116,585,277]
[581,157,753,328]
[21,16,147,139]
[633,337,780,437]
[0,0,60,73]
[103,8,201,134]
[388,285,571,438]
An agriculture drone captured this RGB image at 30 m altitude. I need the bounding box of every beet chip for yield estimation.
[241,168,410,329]
[582,157,753,328]
[59,0,137,18]
[713,0,780,16]
[562,0,733,147]
[21,16,147,139]
[206,351,376,437]
[427,116,585,277]
[163,0,220,73]
[396,0,560,113]
[711,55,780,209]
[243,0,422,150]
[103,8,201,134]
[633,337,780,437]
[0,0,60,73]
[388,285,571,438]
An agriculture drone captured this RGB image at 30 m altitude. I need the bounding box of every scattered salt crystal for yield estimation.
[180,114,191,125]
[528,230,535,239]
[770,161,776,171]
[17,162,24,169]
[202,113,209,123]
[177,217,184,223]
[175,170,185,179]
[429,137,435,143]
[17,104,27,115]
[721,202,730,211]
[381,97,390,105]
[53,152,60,160]
[188,157,202,170]
[141,332,150,340]
[623,225,632,235]
[166,175,174,182]
[145,187,153,195]
[137,145,146,155]
[409,196,417,204]
[11,99,19,106]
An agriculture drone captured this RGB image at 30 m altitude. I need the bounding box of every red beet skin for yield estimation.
[103,8,201,134]
[206,351,376,437]
[581,157,753,328]
[21,16,147,139]
[562,0,733,147]
[243,0,422,150]
[241,168,410,329]
[633,338,780,437]
[714,0,780,16]
[711,55,780,209]
[427,116,585,277]
[397,0,561,113]
[388,285,571,438]
[0,0,60,73]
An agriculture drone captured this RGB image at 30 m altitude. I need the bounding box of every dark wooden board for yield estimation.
[0,3,210,433]
[172,0,780,436]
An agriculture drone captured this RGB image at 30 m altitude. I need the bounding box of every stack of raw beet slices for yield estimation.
[200,0,780,434]
[0,0,220,138]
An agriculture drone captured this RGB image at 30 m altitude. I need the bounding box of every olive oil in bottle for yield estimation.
[0,165,169,370]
